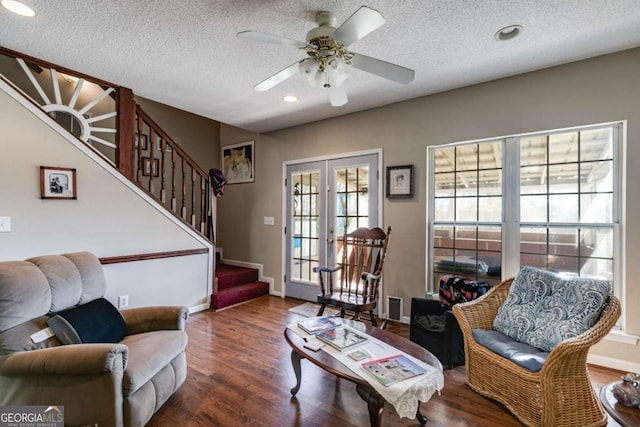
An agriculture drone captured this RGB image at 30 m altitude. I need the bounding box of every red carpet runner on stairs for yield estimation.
[212,263,269,309]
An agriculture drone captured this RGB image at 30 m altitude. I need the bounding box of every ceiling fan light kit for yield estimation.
[237,5,415,107]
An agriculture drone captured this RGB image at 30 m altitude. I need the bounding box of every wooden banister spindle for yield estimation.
[148,127,156,193]
[181,157,187,219]
[171,149,177,212]
[136,114,144,182]
[191,167,196,227]
[160,138,166,203]
[200,175,207,234]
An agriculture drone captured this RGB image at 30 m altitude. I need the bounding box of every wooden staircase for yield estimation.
[0,47,271,310]
[212,262,270,310]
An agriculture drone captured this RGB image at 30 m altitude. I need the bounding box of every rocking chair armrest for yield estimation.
[361,272,381,283]
[313,265,342,274]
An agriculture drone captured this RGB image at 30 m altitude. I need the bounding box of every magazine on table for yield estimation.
[316,326,368,351]
[361,354,427,387]
[297,316,342,335]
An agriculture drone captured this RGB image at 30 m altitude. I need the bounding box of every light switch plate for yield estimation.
[0,217,10,232]
[264,216,275,226]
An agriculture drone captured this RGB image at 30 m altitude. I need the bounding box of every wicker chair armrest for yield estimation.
[453,278,514,333]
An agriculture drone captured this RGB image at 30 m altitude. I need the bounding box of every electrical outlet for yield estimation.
[118,295,129,309]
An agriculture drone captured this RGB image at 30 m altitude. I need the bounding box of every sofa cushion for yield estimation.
[0,315,59,354]
[63,252,107,305]
[473,329,549,372]
[27,255,83,312]
[493,266,611,352]
[47,298,127,344]
[0,261,51,333]
[121,330,188,396]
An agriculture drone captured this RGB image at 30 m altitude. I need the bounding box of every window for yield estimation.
[428,123,622,295]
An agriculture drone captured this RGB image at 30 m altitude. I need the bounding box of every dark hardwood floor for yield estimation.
[147,295,624,427]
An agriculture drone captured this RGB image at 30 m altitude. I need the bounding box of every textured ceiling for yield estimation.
[1,0,640,133]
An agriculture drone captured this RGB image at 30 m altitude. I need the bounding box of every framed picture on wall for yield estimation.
[40,166,77,199]
[386,165,413,198]
[221,140,254,184]
[135,133,148,150]
[141,157,160,177]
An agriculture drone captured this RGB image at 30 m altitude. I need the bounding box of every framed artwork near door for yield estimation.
[40,166,77,200]
[222,140,254,184]
[386,165,413,198]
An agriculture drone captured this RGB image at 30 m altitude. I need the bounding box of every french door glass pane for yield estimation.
[335,166,369,234]
[290,171,320,282]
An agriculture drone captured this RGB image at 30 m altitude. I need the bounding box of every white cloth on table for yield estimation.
[288,324,444,419]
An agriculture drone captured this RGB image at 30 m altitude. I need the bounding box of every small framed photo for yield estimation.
[222,140,254,184]
[386,165,413,198]
[156,137,173,153]
[135,133,148,150]
[141,157,160,177]
[40,166,77,199]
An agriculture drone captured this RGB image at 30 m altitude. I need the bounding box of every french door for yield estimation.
[285,153,379,300]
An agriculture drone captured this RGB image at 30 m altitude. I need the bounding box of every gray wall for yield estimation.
[218,48,640,368]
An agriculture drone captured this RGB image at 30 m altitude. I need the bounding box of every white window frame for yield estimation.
[426,121,625,303]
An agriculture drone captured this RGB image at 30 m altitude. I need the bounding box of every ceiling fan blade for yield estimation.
[254,62,300,91]
[237,30,307,49]
[351,53,415,84]
[328,87,348,107]
[331,6,385,46]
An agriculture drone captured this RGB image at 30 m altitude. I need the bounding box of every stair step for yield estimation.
[212,281,269,310]
[216,263,259,290]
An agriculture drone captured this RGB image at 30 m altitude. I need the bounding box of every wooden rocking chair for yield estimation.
[314,226,391,327]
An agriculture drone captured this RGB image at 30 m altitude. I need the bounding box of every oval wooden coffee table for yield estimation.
[284,319,443,427]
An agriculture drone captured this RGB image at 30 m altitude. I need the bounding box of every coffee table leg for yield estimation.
[290,350,302,396]
[356,384,384,427]
[416,402,429,425]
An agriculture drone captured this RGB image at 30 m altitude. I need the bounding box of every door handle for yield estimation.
[327,238,334,243]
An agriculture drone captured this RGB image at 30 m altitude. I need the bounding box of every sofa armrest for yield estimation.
[453,278,513,334]
[0,343,128,375]
[121,306,188,334]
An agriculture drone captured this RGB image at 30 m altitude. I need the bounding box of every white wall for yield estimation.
[0,81,212,311]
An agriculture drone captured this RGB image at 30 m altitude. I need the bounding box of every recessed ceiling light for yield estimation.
[1,0,35,17]
[495,25,523,41]
[283,95,298,103]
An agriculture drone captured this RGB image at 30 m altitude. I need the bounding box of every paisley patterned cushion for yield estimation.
[493,266,611,352]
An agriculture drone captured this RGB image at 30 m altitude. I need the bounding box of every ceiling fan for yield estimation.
[237,5,415,107]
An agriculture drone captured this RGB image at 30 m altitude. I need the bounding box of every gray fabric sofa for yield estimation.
[0,252,188,427]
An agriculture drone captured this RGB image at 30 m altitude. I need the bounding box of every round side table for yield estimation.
[599,381,640,427]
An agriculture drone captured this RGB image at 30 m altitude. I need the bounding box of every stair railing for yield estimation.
[0,46,211,240]
[135,106,211,236]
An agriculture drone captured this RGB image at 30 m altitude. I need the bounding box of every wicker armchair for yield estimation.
[453,278,621,427]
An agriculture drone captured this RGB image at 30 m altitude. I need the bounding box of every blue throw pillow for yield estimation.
[47,298,127,345]
[492,266,611,352]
